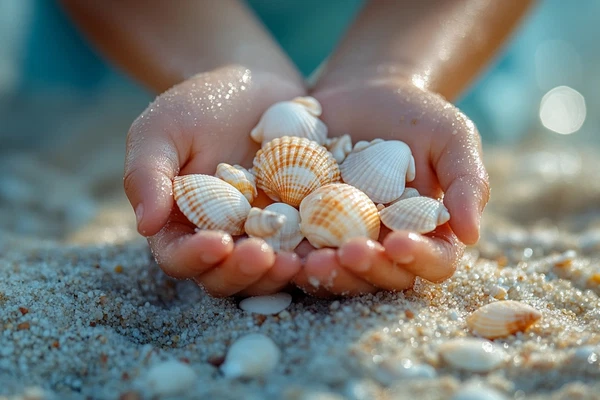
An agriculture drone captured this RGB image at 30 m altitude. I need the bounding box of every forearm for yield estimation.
[315,0,535,100]
[60,0,303,93]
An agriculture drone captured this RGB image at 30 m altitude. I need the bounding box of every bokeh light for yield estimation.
[539,86,586,134]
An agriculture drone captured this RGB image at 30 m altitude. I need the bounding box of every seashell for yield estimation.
[452,384,508,400]
[466,300,542,339]
[299,183,380,248]
[244,207,286,238]
[253,136,341,207]
[379,196,450,234]
[340,139,416,204]
[239,292,292,315]
[379,187,421,209]
[324,134,353,164]
[439,338,507,372]
[144,360,197,397]
[215,163,257,203]
[262,203,304,252]
[221,333,280,379]
[173,174,251,235]
[250,96,328,145]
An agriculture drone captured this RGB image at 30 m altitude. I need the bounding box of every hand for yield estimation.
[292,78,490,297]
[124,65,305,297]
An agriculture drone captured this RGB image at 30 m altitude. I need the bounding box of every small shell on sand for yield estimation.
[239,292,292,315]
[439,338,507,372]
[221,333,281,379]
[452,384,508,400]
[467,300,542,339]
[144,360,197,397]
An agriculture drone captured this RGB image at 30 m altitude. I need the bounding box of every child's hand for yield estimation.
[124,66,306,297]
[292,79,490,297]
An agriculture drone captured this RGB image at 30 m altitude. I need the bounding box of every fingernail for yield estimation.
[200,253,221,265]
[135,203,144,226]
[395,254,415,264]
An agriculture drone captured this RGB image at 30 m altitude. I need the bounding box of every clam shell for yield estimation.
[215,163,257,203]
[324,134,353,164]
[439,338,507,372]
[253,136,341,207]
[250,96,328,145]
[340,139,416,204]
[221,333,281,379]
[299,183,380,248]
[239,292,292,315]
[262,203,304,252]
[173,174,251,235]
[467,300,542,339]
[379,196,450,234]
[244,207,286,238]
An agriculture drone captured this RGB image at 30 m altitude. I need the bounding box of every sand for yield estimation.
[1,102,600,399]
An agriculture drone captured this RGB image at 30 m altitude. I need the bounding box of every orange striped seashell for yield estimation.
[173,174,251,235]
[379,196,450,234]
[253,136,341,207]
[299,183,380,248]
[215,163,257,203]
[467,300,542,339]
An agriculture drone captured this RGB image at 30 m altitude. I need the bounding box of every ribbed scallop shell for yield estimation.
[262,203,304,252]
[215,163,257,203]
[173,174,251,235]
[467,300,542,339]
[340,139,416,204]
[324,134,353,164]
[299,183,380,248]
[379,196,450,234]
[250,96,328,145]
[253,136,341,207]
[244,207,286,238]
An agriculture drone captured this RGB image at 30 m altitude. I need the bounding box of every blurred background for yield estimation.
[0,0,598,238]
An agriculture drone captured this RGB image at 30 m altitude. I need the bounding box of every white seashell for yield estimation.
[452,384,508,400]
[221,333,280,379]
[374,358,436,386]
[244,207,286,238]
[324,134,353,164]
[215,163,257,203]
[262,203,304,252]
[467,300,542,339]
[340,139,416,204]
[239,292,293,315]
[379,196,450,234]
[250,96,328,145]
[439,338,507,372]
[299,183,380,248]
[379,187,421,209]
[144,360,197,397]
[173,174,251,235]
[253,136,341,207]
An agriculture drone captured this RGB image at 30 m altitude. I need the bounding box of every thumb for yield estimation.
[124,120,180,237]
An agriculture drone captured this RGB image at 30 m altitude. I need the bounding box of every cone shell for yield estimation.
[379,196,450,234]
[244,207,286,238]
[467,300,542,339]
[250,96,328,145]
[324,134,353,164]
[261,203,304,252]
[299,183,380,248]
[340,139,416,204]
[215,163,257,203]
[173,174,251,235]
[253,136,341,207]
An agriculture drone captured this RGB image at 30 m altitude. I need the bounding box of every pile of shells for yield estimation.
[172,96,451,252]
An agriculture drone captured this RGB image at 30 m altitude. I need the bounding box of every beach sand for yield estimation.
[1,113,599,399]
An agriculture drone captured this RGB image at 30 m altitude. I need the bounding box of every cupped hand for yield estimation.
[292,79,490,297]
[124,65,305,297]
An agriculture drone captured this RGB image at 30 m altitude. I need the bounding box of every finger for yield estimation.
[293,249,377,296]
[238,252,302,296]
[124,114,181,237]
[148,211,234,279]
[194,238,275,297]
[433,111,490,245]
[338,237,416,291]
[383,225,465,283]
